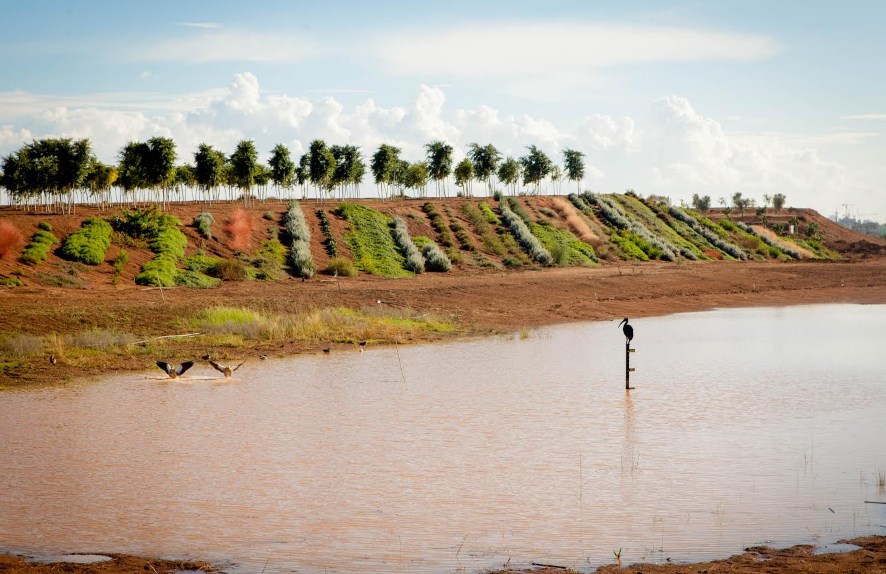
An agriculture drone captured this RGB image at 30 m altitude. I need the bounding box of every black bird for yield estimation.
[618,317,634,344]
[209,359,245,378]
[157,360,194,379]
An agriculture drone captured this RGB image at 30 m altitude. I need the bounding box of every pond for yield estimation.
[1,304,884,573]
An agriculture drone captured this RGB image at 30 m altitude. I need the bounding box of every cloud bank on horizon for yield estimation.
[0,2,884,219]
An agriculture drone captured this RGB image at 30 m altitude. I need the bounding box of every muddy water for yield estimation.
[1,304,885,573]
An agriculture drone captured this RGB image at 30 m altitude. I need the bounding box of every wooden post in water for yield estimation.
[625,342,636,390]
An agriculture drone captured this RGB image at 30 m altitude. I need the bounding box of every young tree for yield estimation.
[562,149,585,194]
[194,143,227,204]
[401,162,429,196]
[497,157,521,196]
[118,141,150,204]
[371,144,401,199]
[268,144,295,199]
[230,140,259,204]
[425,140,453,197]
[519,145,553,195]
[467,143,501,196]
[691,193,711,212]
[453,157,474,197]
[331,144,364,199]
[772,193,786,211]
[308,139,336,199]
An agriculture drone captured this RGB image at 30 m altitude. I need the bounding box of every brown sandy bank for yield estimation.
[2,535,885,573]
[2,258,886,388]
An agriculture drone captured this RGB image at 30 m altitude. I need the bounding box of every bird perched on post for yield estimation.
[157,361,194,379]
[209,359,245,378]
[618,318,634,344]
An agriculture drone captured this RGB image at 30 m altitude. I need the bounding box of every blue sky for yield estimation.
[1,0,884,219]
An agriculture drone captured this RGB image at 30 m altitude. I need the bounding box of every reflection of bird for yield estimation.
[258,354,267,361]
[322,348,331,354]
[358,341,367,353]
[618,318,634,344]
[209,360,245,378]
[157,361,194,379]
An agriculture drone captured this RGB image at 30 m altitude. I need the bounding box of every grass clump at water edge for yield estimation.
[191,305,459,344]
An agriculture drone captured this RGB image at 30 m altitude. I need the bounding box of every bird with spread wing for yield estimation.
[209,359,246,378]
[157,361,194,379]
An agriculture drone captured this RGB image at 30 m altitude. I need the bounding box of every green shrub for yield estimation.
[20,228,58,265]
[422,202,454,247]
[316,209,338,257]
[250,239,287,280]
[502,255,522,268]
[192,212,215,240]
[37,221,53,232]
[182,253,222,274]
[112,207,180,239]
[336,203,411,277]
[212,259,249,281]
[0,277,23,287]
[134,254,178,286]
[325,256,358,277]
[530,222,597,265]
[175,269,221,288]
[60,217,113,265]
[112,250,128,277]
[479,202,500,224]
[263,211,276,221]
[505,197,533,225]
[610,232,649,261]
[150,226,187,258]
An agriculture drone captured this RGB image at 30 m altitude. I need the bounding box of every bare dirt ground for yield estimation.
[2,536,885,574]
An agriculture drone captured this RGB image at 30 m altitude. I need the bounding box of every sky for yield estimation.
[1,0,884,220]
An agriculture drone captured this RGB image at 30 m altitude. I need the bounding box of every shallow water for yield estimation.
[1,304,885,573]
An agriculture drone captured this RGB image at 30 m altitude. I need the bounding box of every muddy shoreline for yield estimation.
[2,258,886,388]
[3,535,886,573]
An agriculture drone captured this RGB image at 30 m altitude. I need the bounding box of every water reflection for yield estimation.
[1,304,884,573]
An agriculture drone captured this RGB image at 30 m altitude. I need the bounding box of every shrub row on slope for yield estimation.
[669,206,747,260]
[60,218,112,265]
[336,203,410,277]
[499,201,552,265]
[285,200,315,278]
[21,222,58,265]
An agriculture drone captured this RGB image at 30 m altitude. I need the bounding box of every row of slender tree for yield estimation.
[1,136,588,211]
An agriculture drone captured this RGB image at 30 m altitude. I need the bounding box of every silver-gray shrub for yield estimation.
[736,221,802,259]
[591,194,679,261]
[392,217,426,273]
[193,212,214,240]
[285,200,316,278]
[421,242,452,272]
[669,206,747,260]
[499,203,553,265]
